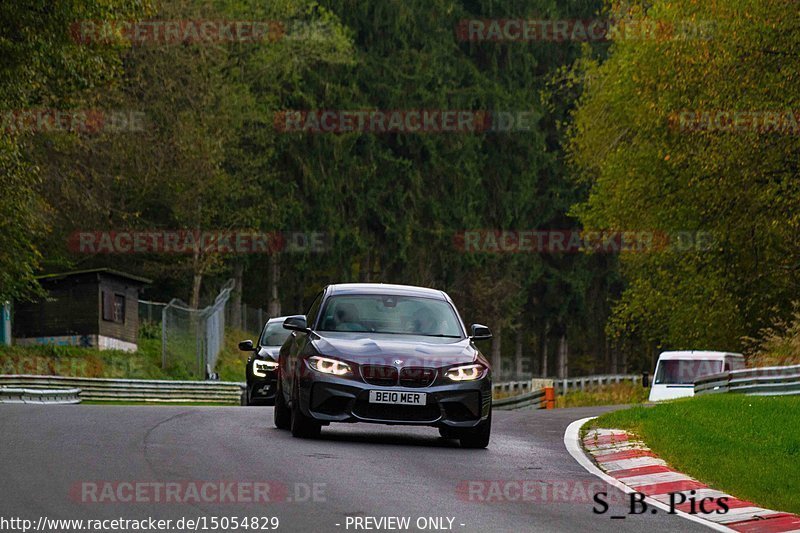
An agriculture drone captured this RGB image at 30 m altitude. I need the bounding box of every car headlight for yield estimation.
[253,359,279,377]
[307,356,352,376]
[445,364,486,381]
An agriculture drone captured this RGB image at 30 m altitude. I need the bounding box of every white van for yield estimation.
[649,351,745,402]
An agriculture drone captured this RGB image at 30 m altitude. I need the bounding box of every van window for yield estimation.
[654,359,723,385]
[725,358,745,371]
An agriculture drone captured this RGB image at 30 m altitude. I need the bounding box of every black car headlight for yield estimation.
[445,364,487,381]
[307,356,352,376]
[253,359,279,377]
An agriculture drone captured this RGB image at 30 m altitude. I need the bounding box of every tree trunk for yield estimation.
[491,324,502,379]
[230,262,243,329]
[190,245,203,309]
[622,346,628,374]
[267,253,281,317]
[557,334,568,379]
[611,341,618,374]
[539,320,548,377]
[514,329,524,378]
[650,343,659,374]
[359,252,371,282]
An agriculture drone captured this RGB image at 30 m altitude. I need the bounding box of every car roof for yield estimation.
[326,283,448,300]
[658,350,743,360]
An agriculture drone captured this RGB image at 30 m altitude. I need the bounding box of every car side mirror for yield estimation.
[238,340,254,352]
[283,315,310,333]
[470,324,492,341]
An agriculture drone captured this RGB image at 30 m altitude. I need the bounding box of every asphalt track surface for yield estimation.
[0,405,708,533]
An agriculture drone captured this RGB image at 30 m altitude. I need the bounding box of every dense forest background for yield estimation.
[2,0,798,378]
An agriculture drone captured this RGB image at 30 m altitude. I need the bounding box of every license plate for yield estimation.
[368,390,426,406]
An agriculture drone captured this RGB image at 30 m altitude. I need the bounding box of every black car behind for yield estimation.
[239,316,292,406]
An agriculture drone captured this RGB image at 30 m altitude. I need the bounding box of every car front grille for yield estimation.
[360,365,398,386]
[398,367,436,387]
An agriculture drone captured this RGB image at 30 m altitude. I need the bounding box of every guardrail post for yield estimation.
[544,386,555,409]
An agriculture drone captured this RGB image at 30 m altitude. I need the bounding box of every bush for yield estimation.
[744,303,800,367]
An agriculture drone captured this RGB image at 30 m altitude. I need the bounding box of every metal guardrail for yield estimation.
[493,388,546,410]
[492,378,553,397]
[695,364,800,396]
[492,374,641,409]
[556,374,640,395]
[494,375,638,397]
[1,373,643,405]
[0,387,81,404]
[0,375,244,403]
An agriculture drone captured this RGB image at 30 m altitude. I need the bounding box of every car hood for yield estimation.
[310,331,478,367]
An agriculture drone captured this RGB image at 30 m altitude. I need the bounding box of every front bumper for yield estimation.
[247,376,277,403]
[297,373,492,428]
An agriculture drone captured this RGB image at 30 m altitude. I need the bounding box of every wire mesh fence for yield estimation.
[159,279,235,379]
[226,304,267,337]
[139,300,166,325]
[139,281,269,379]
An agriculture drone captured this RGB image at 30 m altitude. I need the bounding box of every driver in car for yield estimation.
[334,303,363,331]
[412,307,441,335]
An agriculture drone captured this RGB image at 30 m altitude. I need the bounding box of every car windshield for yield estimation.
[259,321,291,347]
[654,359,724,385]
[317,295,463,337]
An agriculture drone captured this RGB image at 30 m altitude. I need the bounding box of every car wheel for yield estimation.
[273,380,291,430]
[240,390,248,406]
[290,381,321,439]
[459,410,491,449]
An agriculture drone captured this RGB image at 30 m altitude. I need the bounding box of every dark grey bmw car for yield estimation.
[274,283,493,448]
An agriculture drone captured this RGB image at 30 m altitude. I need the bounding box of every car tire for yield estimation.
[240,390,248,406]
[290,381,321,439]
[273,380,291,430]
[459,410,491,449]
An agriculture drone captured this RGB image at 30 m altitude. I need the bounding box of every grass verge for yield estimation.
[0,327,252,383]
[590,394,800,514]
